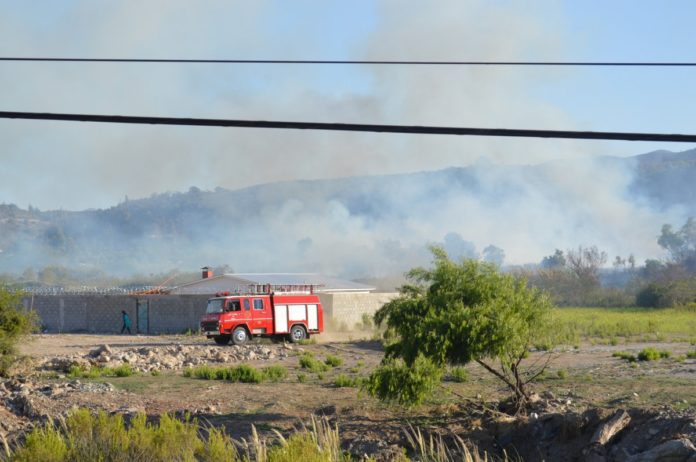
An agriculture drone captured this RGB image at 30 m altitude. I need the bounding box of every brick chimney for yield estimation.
[201,266,213,279]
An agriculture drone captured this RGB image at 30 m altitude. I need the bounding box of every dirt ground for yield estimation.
[7,333,696,460]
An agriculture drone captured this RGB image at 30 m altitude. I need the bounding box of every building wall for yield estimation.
[318,292,398,329]
[22,295,210,334]
[21,292,398,334]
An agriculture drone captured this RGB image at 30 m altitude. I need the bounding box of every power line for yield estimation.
[1,57,696,66]
[1,111,695,142]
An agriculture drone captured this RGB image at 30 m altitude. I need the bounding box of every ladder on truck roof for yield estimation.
[250,283,323,294]
[214,283,323,297]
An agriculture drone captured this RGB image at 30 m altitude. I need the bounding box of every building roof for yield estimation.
[169,273,375,295]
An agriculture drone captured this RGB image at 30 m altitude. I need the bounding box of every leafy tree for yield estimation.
[365,247,554,410]
[565,245,607,288]
[540,249,566,269]
[0,287,37,375]
[482,245,505,266]
[442,232,478,260]
[658,217,696,270]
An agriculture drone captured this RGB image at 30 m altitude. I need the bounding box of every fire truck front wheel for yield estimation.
[289,325,307,343]
[232,326,249,345]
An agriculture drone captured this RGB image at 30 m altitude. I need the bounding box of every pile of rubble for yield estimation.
[40,343,296,373]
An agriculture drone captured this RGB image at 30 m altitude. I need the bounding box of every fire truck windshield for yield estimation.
[206,299,224,314]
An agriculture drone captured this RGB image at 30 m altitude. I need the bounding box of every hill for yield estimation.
[1,148,695,278]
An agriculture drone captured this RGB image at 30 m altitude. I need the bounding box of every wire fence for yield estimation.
[21,286,175,296]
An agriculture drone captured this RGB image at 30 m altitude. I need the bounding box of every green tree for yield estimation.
[0,287,37,374]
[540,249,566,269]
[365,247,554,410]
[659,217,696,270]
[482,244,505,266]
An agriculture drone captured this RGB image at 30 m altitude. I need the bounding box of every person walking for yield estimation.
[121,310,132,335]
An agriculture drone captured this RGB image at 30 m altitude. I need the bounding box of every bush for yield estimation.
[637,347,671,361]
[324,354,343,367]
[68,363,136,379]
[361,313,374,330]
[184,364,266,383]
[363,355,442,406]
[686,350,696,359]
[0,287,38,375]
[12,423,67,462]
[229,364,265,383]
[112,363,134,377]
[448,366,469,383]
[297,373,307,383]
[262,365,288,382]
[556,369,568,380]
[333,374,364,388]
[299,354,329,373]
[612,351,637,362]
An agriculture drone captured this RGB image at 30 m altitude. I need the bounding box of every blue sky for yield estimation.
[1,0,695,210]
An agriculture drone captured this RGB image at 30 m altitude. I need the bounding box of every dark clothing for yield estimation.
[121,312,132,335]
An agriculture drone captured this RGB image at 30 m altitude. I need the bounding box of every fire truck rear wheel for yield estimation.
[213,335,230,345]
[289,325,307,343]
[232,327,249,345]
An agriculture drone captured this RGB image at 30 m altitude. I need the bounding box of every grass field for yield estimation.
[552,306,696,343]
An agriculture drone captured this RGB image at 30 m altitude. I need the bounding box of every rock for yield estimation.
[590,409,631,446]
[626,438,696,462]
[90,344,112,357]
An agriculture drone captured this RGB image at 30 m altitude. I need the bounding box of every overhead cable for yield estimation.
[1,57,696,66]
[1,111,695,142]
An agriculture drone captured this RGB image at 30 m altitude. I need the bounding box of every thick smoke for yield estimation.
[0,1,690,278]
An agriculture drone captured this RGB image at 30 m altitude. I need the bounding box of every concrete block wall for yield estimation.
[147,296,209,333]
[22,295,209,334]
[21,292,398,334]
[318,292,398,329]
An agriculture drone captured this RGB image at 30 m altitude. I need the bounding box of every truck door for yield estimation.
[251,298,272,334]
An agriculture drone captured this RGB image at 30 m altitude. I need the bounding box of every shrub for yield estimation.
[612,351,637,362]
[297,373,307,383]
[299,354,329,373]
[333,374,361,388]
[687,350,696,359]
[232,364,265,383]
[361,313,374,330]
[448,366,469,383]
[0,287,38,375]
[324,354,343,367]
[556,369,568,380]
[637,347,671,361]
[112,363,134,377]
[262,365,288,382]
[11,423,67,462]
[184,364,266,383]
[363,355,443,407]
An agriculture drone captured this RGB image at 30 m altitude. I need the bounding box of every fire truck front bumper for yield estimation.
[200,321,220,336]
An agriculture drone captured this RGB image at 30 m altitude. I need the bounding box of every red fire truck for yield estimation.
[200,284,324,345]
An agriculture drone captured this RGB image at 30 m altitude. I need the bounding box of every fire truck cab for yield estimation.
[200,285,324,345]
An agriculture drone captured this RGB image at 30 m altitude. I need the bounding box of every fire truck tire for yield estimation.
[213,335,230,345]
[289,325,307,343]
[232,326,249,345]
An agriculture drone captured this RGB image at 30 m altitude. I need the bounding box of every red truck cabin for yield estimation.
[200,293,324,345]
